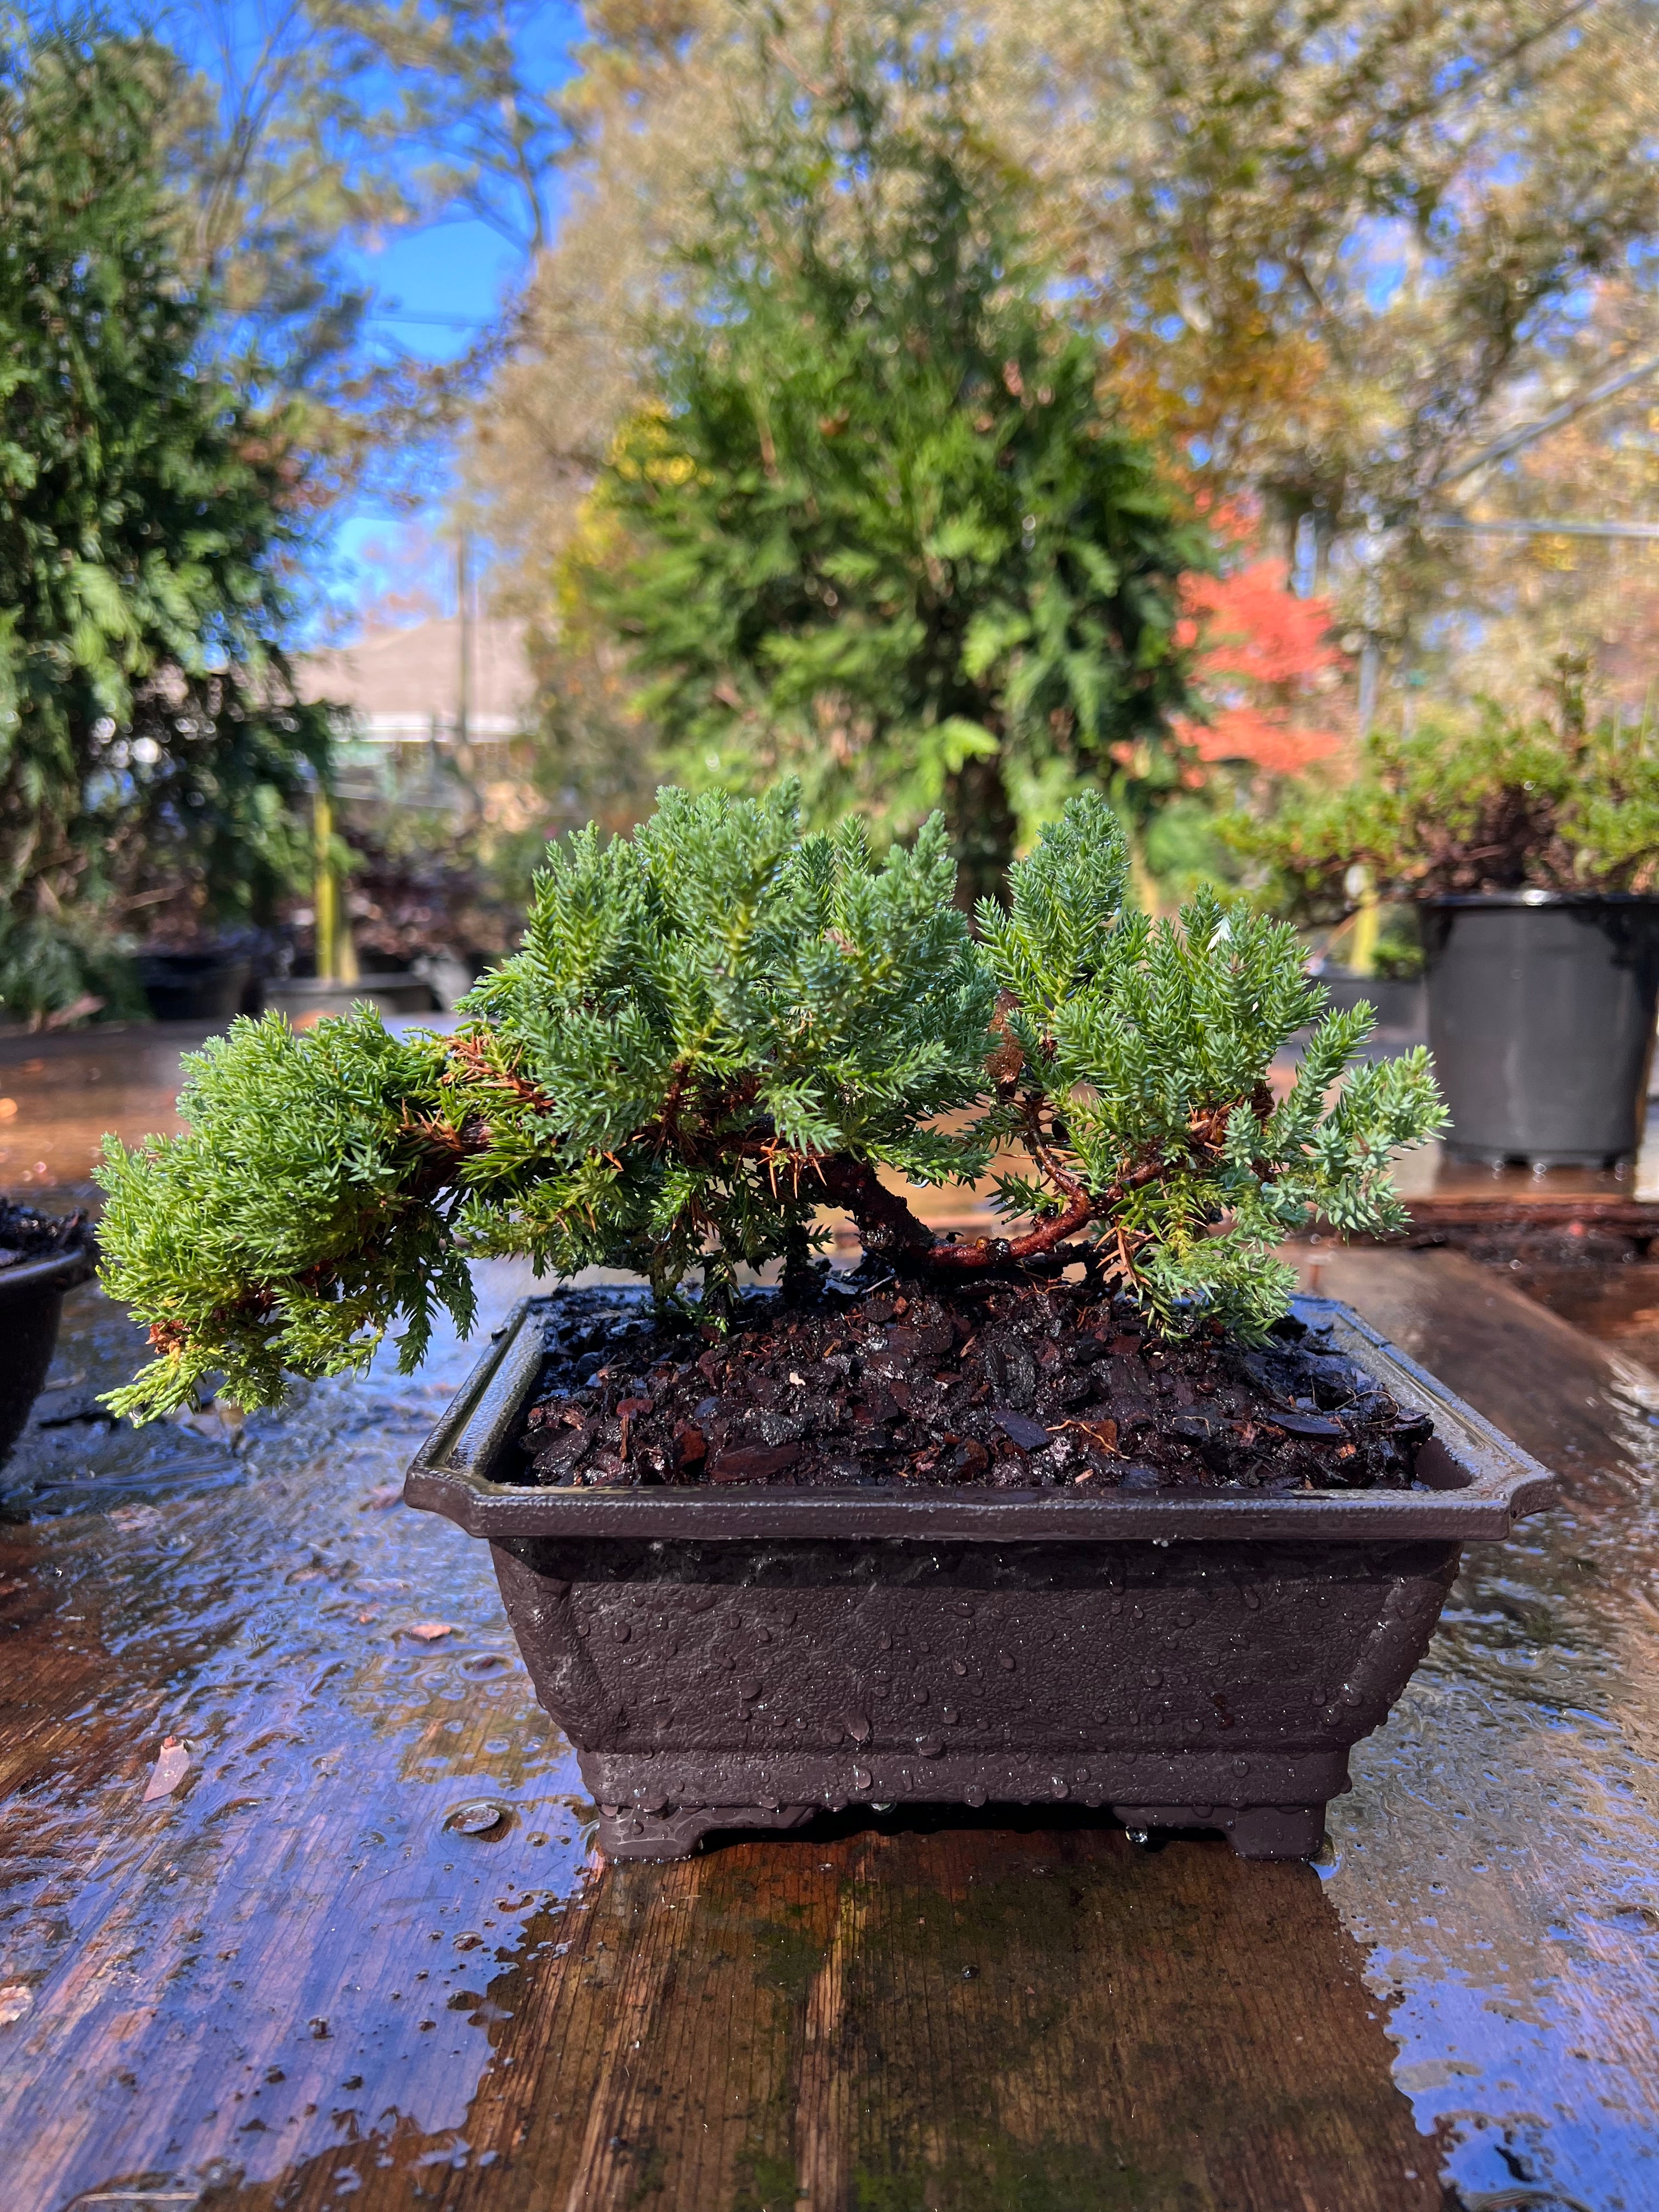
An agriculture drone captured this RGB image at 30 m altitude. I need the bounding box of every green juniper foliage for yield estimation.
[98,785,1444,1421]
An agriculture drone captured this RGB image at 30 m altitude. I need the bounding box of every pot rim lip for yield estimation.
[1418,888,1659,909]
[404,1291,1558,1544]
[0,1226,97,1297]
[265,974,428,997]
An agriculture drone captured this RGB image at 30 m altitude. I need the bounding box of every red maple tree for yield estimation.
[1173,554,1350,781]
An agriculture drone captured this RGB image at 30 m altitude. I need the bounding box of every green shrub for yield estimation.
[97,786,1444,1419]
[1,31,334,1013]
[1234,693,1659,918]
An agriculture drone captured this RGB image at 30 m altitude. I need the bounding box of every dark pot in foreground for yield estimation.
[0,1221,98,1464]
[1421,893,1659,1167]
[407,1294,1553,1864]
[138,950,253,1024]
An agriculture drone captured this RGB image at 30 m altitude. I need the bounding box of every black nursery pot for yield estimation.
[137,950,253,1024]
[1421,892,1659,1167]
[0,1228,98,1464]
[406,1294,1554,1864]
[1314,968,1425,1037]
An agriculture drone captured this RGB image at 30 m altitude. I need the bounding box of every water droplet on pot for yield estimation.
[877,1632,892,1651]
[737,1679,762,1700]
[916,1737,943,1758]
[852,1765,872,1790]
[445,1799,507,1836]
[998,1653,1015,1672]
[942,1707,958,1725]
[911,1686,928,1705]
[844,1713,871,1743]
[963,1785,987,1808]
[1142,1668,1163,1688]
[1051,1779,1068,1797]
[951,1660,967,1676]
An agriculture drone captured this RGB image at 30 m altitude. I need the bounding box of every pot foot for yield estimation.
[1224,1805,1325,1860]
[1112,1803,1327,1860]
[597,1803,815,1861]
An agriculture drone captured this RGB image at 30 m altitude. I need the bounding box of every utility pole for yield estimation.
[456,531,472,752]
[1356,514,1384,738]
[1348,512,1386,978]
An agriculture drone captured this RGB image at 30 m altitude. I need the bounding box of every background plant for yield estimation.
[1235,662,1659,917]
[527,10,1212,905]
[98,784,1442,1419]
[0,25,336,1019]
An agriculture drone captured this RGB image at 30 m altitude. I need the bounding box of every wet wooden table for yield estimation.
[4,1032,1659,2211]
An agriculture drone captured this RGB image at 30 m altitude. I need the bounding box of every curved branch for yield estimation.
[793,1094,1258,1276]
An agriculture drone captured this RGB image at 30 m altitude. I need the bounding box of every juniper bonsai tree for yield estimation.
[97,785,1444,1420]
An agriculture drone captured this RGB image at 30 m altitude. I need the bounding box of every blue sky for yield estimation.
[160,0,582,638]
[326,217,522,632]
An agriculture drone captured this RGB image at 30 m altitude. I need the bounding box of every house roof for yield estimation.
[297,617,534,738]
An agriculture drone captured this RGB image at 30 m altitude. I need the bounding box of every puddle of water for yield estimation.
[1305,1249,1659,2212]
[1509,1261,1659,1378]
[0,1244,597,2209]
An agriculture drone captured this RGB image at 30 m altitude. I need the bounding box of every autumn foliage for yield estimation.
[1175,560,1348,780]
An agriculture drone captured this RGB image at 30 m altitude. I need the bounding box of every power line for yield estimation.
[1425,514,1659,541]
[1435,351,1659,488]
[365,309,490,329]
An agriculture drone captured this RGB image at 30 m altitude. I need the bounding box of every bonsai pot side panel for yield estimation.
[1422,893,1659,1167]
[406,1296,1555,1864]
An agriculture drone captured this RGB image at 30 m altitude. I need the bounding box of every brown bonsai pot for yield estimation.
[0,1205,98,1465]
[405,1289,1554,1864]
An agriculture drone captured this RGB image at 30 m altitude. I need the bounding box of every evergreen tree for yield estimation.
[0,27,335,1017]
[97,783,1443,1420]
[575,14,1209,907]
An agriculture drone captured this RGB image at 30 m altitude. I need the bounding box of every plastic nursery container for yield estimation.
[137,951,253,1024]
[1421,892,1659,1168]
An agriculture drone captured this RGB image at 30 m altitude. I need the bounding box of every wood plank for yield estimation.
[217,1822,1444,2212]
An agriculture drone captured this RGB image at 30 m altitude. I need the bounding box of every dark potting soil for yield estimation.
[515,1275,1434,1495]
[0,1199,86,1273]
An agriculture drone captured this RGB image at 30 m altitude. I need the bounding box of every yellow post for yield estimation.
[313,791,357,986]
[1344,862,1380,976]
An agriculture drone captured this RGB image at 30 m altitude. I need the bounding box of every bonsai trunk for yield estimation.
[945,749,1018,913]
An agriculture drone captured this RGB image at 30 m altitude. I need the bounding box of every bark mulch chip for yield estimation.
[515,1274,1434,1494]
